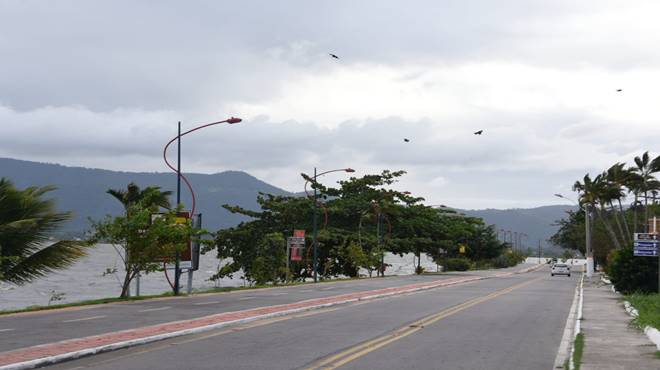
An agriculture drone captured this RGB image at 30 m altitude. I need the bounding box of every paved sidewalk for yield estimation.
[580,274,658,370]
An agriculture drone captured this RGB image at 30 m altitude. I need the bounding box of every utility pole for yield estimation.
[585,204,593,278]
[538,240,542,264]
[377,211,383,277]
[312,167,319,283]
[174,121,182,295]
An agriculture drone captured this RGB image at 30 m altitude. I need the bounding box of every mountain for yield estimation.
[460,205,577,255]
[0,158,291,235]
[0,158,576,254]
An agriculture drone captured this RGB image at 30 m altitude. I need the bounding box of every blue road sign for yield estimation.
[634,241,659,248]
[634,247,658,256]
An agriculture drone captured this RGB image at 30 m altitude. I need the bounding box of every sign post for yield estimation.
[633,217,659,293]
[286,230,306,282]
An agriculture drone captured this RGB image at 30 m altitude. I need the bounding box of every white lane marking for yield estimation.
[194,301,222,306]
[299,289,314,292]
[138,306,171,313]
[319,287,335,291]
[0,328,15,332]
[268,292,287,296]
[238,296,255,300]
[62,315,107,323]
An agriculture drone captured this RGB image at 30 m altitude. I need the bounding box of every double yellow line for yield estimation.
[305,276,543,370]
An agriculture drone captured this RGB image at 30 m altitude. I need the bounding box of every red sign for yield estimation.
[290,247,303,261]
[293,229,306,238]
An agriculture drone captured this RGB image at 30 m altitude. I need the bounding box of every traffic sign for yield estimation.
[634,241,659,248]
[634,247,658,257]
[634,233,658,241]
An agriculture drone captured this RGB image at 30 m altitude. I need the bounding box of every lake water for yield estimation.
[0,244,438,311]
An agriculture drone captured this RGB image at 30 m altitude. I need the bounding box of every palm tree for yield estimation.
[630,152,660,232]
[605,163,632,243]
[574,174,623,250]
[107,182,172,213]
[0,178,88,284]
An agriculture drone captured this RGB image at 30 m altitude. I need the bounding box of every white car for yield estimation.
[551,263,571,277]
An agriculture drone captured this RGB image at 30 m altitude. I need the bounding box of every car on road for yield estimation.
[551,263,571,277]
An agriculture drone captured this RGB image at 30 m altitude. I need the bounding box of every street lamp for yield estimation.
[304,167,355,282]
[163,117,242,294]
[555,193,593,277]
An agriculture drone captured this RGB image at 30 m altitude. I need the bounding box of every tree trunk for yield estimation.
[609,202,627,245]
[633,194,639,233]
[617,199,632,243]
[596,206,622,250]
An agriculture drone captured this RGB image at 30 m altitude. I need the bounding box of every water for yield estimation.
[0,244,437,311]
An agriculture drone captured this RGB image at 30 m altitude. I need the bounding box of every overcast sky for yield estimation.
[2,0,659,209]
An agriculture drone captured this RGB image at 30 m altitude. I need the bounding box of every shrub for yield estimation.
[607,246,658,294]
[444,257,471,271]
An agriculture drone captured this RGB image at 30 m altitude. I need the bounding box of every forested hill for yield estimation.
[1,158,575,253]
[460,206,578,255]
[0,157,291,235]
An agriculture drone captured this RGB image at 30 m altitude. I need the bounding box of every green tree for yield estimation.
[89,203,201,297]
[0,178,88,284]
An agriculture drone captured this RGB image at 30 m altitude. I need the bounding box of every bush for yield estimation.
[607,247,658,294]
[444,257,471,271]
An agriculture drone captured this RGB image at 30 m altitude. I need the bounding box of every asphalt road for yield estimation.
[0,267,517,352]
[43,266,579,370]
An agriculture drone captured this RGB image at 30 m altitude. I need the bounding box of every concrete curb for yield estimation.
[622,300,660,350]
[601,274,660,351]
[0,274,495,370]
[568,273,585,370]
[553,273,582,370]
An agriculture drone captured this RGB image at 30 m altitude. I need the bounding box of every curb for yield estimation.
[553,273,583,370]
[622,300,660,350]
[568,273,585,370]
[0,275,489,370]
[602,275,660,351]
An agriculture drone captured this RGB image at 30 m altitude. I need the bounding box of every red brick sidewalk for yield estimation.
[0,275,487,369]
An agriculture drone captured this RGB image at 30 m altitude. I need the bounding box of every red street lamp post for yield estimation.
[163,117,242,295]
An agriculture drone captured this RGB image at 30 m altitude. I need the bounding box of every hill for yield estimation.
[0,157,291,235]
[460,205,577,255]
[0,158,575,254]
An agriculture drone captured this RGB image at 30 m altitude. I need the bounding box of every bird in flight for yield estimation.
[616,89,622,92]
[329,53,339,59]
[474,130,483,135]
[404,138,410,142]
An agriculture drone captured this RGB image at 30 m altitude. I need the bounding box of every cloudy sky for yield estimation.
[2,0,659,209]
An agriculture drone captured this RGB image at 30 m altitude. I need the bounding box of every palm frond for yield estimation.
[2,240,89,284]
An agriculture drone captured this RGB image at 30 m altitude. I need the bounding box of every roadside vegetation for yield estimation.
[550,151,660,294]
[626,293,660,330]
[3,170,524,303]
[207,170,522,285]
[572,333,585,370]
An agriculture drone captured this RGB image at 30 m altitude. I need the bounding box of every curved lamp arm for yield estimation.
[163,117,241,216]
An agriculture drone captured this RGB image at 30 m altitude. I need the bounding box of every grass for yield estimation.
[655,351,660,359]
[0,275,376,316]
[572,333,585,370]
[626,293,660,330]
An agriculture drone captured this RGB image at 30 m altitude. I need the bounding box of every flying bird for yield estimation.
[329,53,339,59]
[474,130,483,135]
[616,89,622,92]
[404,138,410,142]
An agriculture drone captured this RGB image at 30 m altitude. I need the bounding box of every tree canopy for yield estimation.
[208,170,515,285]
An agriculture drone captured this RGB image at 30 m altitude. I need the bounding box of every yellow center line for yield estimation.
[305,276,543,370]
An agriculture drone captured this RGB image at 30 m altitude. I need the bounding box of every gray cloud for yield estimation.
[1,1,659,208]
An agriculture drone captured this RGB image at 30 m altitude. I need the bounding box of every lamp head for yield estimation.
[226,117,242,124]
[344,168,355,173]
